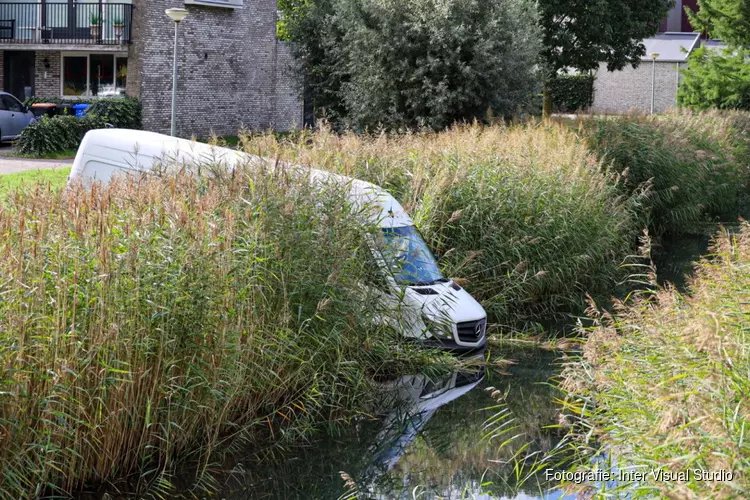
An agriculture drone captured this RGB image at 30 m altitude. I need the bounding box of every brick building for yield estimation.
[591,32,701,114]
[0,0,303,137]
[590,0,704,115]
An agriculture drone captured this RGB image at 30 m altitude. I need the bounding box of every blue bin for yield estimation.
[72,103,90,118]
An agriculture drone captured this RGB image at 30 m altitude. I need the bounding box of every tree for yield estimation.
[538,0,674,116]
[337,0,541,130]
[688,0,750,45]
[677,47,750,110]
[284,0,541,130]
[277,0,310,41]
[679,0,750,111]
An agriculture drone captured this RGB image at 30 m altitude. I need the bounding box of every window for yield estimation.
[62,53,127,97]
[1,95,23,112]
[116,57,128,91]
[89,54,114,96]
[376,226,445,286]
[63,56,87,96]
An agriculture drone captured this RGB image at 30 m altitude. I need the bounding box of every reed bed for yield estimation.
[560,224,750,498]
[0,165,437,499]
[240,123,639,324]
[580,110,750,236]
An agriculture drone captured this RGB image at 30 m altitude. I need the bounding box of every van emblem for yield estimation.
[475,323,483,336]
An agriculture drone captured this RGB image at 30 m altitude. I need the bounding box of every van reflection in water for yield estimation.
[357,368,486,491]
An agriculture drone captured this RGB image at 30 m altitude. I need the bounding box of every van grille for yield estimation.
[456,318,486,343]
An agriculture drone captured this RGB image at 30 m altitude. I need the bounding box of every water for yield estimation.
[209,347,571,500]
[652,233,711,291]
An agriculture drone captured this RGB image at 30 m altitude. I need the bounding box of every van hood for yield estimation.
[406,281,486,324]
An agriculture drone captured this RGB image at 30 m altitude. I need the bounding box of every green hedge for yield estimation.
[24,97,141,128]
[15,115,106,156]
[549,75,595,113]
[16,97,142,156]
[88,98,142,129]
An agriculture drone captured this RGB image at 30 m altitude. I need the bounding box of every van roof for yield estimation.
[73,129,414,228]
[75,128,253,167]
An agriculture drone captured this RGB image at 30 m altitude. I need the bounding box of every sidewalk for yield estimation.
[0,157,72,175]
[0,146,73,175]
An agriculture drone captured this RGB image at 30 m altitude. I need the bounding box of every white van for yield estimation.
[69,129,488,353]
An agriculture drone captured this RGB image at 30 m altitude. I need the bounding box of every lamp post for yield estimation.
[166,8,189,137]
[650,53,659,115]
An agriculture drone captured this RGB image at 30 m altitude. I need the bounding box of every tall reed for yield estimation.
[240,123,639,324]
[580,110,750,236]
[560,224,750,498]
[0,164,434,498]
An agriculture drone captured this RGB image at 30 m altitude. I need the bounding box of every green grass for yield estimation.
[7,148,78,160]
[560,225,750,498]
[2,111,750,498]
[0,167,71,195]
[200,135,241,147]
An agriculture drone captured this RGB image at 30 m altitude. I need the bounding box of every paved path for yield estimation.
[0,144,73,175]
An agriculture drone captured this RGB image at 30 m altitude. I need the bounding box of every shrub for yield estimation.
[23,97,142,128]
[15,98,141,156]
[88,97,142,129]
[15,115,106,156]
[0,165,435,498]
[548,74,595,113]
[562,224,750,498]
[241,123,639,323]
[581,111,750,235]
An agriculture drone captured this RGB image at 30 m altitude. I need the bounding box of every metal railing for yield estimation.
[0,2,133,45]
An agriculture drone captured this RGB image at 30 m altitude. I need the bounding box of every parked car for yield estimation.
[0,92,36,143]
[69,129,489,354]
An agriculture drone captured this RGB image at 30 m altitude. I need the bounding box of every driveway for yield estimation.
[0,143,73,175]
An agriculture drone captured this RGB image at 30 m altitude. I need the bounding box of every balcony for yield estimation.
[0,2,133,47]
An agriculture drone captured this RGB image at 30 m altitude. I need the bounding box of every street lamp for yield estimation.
[166,8,189,137]
[650,52,659,115]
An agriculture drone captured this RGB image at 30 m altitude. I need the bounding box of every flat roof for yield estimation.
[704,38,729,51]
[641,32,702,62]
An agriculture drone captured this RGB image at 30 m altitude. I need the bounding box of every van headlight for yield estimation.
[422,313,453,341]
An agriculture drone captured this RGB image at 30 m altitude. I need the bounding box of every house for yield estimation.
[591,32,702,114]
[660,0,699,33]
[590,1,703,114]
[0,0,303,137]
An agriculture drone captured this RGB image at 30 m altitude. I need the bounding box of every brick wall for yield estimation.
[591,61,685,114]
[34,50,62,96]
[129,0,303,138]
[274,42,303,130]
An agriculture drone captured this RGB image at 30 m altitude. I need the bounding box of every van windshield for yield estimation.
[379,226,445,286]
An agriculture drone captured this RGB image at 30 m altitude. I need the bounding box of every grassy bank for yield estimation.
[0,167,70,195]
[561,225,750,498]
[0,167,441,498]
